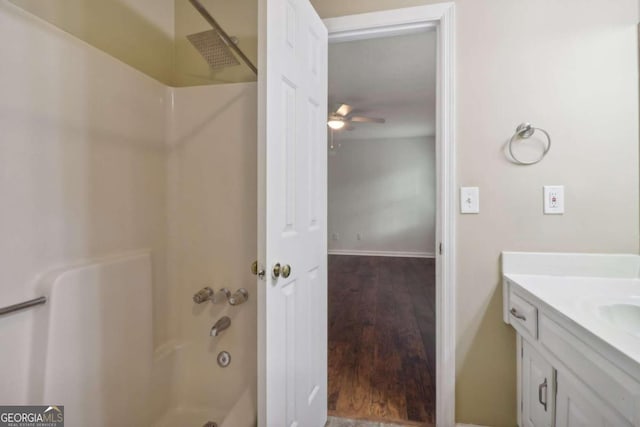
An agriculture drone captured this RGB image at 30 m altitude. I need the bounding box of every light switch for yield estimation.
[460,187,480,214]
[544,185,564,214]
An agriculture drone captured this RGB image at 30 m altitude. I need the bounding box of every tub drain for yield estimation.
[217,350,231,367]
[202,422,218,427]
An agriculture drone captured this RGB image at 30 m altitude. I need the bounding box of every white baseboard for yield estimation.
[328,249,435,258]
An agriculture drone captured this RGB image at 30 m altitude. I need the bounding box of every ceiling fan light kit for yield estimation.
[327,103,385,132]
[327,118,345,130]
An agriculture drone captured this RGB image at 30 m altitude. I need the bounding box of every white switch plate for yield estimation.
[544,185,564,214]
[460,187,480,214]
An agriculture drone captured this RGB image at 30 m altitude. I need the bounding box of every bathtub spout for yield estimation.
[210,316,231,337]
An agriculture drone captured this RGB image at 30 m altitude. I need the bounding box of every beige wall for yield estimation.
[313,0,640,426]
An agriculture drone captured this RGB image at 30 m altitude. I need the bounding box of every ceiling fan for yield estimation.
[327,103,385,131]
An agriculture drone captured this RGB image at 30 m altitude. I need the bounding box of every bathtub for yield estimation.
[151,341,257,427]
[32,252,257,427]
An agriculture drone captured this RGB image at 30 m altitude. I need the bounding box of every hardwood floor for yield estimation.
[328,255,436,426]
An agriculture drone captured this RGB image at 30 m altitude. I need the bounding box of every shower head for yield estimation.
[187,29,240,70]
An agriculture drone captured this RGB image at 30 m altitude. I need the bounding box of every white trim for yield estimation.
[324,4,456,427]
[328,250,436,258]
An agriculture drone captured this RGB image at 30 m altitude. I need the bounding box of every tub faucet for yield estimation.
[210,316,231,337]
[193,287,230,304]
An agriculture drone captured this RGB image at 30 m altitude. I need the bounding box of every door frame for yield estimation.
[323,4,456,426]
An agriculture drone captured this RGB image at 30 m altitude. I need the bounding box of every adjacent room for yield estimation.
[326,30,437,426]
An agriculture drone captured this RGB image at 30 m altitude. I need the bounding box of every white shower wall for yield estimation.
[0,2,258,422]
[0,2,169,402]
[167,83,257,413]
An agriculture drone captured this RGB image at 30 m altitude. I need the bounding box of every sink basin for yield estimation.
[598,303,640,337]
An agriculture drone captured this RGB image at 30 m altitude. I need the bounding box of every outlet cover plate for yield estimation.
[460,187,480,214]
[544,185,564,214]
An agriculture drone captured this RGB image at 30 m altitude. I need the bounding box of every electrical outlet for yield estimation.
[544,185,564,214]
[356,233,362,241]
[331,233,339,241]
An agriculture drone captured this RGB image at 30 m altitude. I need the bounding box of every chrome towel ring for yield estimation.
[508,123,551,165]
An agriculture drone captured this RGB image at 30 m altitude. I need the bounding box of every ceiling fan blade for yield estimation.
[349,116,385,124]
[336,104,353,117]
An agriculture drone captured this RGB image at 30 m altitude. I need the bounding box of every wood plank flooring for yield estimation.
[328,256,436,426]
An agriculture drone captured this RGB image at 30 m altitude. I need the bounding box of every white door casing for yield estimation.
[258,0,328,425]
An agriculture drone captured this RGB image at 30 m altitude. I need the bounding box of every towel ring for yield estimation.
[508,123,551,165]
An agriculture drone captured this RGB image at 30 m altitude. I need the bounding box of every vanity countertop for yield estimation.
[506,273,640,364]
[502,252,640,373]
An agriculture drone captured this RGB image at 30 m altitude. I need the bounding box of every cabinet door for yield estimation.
[522,340,555,427]
[555,370,631,427]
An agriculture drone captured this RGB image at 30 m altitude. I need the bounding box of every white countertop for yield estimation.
[505,273,640,365]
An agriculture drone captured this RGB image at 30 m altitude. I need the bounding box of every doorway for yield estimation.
[326,29,437,427]
[322,5,456,427]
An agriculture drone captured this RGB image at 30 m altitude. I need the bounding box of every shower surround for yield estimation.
[0,2,257,425]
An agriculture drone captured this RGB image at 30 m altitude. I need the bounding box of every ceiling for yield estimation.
[328,30,437,141]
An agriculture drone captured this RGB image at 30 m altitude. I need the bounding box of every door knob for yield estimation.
[271,263,291,279]
[251,260,265,279]
[281,264,291,278]
[272,263,281,279]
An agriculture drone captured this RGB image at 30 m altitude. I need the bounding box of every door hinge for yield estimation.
[439,242,443,255]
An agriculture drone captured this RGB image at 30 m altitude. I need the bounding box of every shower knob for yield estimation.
[193,287,214,304]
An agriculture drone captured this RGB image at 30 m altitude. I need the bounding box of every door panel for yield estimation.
[555,370,631,427]
[258,0,328,425]
[522,340,554,427]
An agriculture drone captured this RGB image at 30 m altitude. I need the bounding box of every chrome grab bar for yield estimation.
[0,296,47,316]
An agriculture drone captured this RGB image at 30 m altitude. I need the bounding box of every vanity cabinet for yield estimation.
[519,335,631,427]
[506,279,639,427]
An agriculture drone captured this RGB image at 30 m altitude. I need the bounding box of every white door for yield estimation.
[257,0,328,425]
